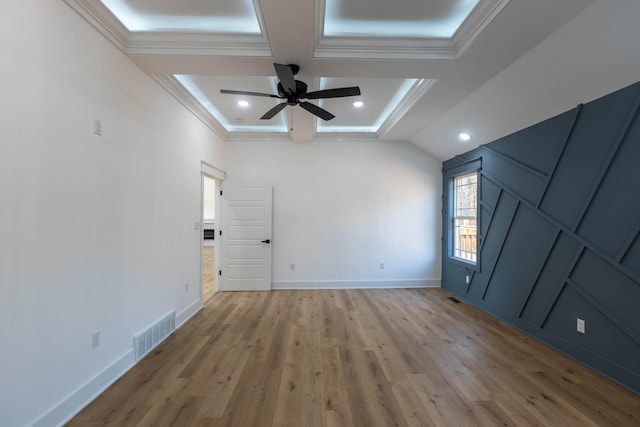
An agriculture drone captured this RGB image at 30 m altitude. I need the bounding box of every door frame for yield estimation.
[200,162,225,302]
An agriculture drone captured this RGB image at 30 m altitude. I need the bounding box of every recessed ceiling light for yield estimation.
[238,100,249,108]
[353,101,364,108]
[459,132,471,141]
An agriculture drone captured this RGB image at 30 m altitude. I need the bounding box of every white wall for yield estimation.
[413,0,640,160]
[0,2,225,426]
[225,139,441,289]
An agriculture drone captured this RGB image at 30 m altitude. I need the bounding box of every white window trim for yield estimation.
[452,171,478,265]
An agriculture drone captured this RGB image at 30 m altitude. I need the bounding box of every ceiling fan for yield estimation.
[220,63,361,121]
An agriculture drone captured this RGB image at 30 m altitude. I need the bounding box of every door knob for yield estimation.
[261,239,271,244]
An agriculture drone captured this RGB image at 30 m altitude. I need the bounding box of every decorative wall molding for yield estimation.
[442,81,640,394]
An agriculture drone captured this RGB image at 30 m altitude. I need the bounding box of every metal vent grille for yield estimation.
[133,310,176,361]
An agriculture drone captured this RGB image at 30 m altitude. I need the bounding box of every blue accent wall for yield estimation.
[442,81,640,394]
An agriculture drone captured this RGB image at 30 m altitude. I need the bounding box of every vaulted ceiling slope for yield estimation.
[64,0,640,160]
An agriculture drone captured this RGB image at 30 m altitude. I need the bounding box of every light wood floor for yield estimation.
[202,246,214,302]
[67,288,640,426]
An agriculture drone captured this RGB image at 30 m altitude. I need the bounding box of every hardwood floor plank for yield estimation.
[202,245,215,302]
[67,288,640,426]
[408,373,476,427]
[338,345,385,427]
[391,380,437,427]
[525,369,640,426]
[361,349,409,427]
[240,366,282,427]
[195,340,254,418]
[272,324,305,427]
[320,346,355,427]
[139,390,202,427]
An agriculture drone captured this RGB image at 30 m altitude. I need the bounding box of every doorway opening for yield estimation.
[202,174,217,302]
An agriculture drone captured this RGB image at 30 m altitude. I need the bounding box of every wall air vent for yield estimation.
[133,310,176,361]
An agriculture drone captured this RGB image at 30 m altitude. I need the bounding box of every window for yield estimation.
[452,171,478,263]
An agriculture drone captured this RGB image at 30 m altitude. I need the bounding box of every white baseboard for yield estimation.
[25,280,434,426]
[29,300,203,427]
[272,279,441,290]
[176,298,203,328]
[30,350,135,427]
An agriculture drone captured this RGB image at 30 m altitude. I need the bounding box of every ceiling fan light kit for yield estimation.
[221,63,361,122]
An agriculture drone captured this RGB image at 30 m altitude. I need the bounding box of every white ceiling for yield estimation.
[63,0,640,160]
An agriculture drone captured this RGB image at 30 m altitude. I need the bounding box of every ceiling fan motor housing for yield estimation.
[277,80,308,105]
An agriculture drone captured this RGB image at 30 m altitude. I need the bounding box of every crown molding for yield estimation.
[313,132,380,143]
[224,132,291,143]
[63,0,129,51]
[452,0,511,58]
[313,0,510,60]
[126,32,271,56]
[63,0,271,56]
[378,79,438,139]
[153,75,228,140]
[224,131,382,144]
[315,36,458,60]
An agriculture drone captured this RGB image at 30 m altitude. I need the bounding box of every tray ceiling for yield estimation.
[64,0,598,155]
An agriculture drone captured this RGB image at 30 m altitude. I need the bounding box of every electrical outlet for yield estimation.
[577,318,585,334]
[380,262,385,270]
[465,275,470,284]
[290,264,295,270]
[91,331,100,349]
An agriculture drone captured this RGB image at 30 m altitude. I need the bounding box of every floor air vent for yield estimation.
[133,310,176,361]
[447,296,462,304]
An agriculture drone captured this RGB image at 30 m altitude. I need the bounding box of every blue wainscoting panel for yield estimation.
[577,113,640,259]
[623,235,640,278]
[486,109,574,174]
[467,192,519,302]
[570,250,640,340]
[544,285,640,391]
[520,232,581,327]
[442,81,640,394]
[483,205,557,318]
[538,86,640,230]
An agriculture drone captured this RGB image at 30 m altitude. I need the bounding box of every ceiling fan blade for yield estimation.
[274,63,296,94]
[261,103,288,120]
[299,102,335,121]
[220,89,282,98]
[304,86,361,99]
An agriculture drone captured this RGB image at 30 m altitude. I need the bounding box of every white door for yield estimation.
[219,181,273,291]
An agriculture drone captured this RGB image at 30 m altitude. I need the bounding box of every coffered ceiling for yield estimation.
[64,0,603,158]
